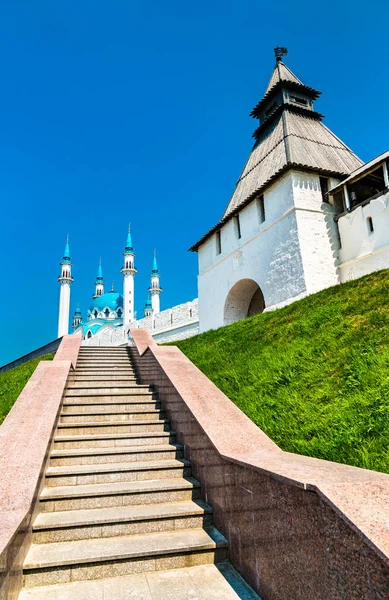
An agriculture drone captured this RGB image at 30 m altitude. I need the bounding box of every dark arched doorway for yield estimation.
[223,279,265,325]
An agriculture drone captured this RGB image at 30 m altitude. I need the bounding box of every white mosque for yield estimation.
[57,228,199,345]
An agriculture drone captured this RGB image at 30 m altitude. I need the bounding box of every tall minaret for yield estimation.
[72,302,83,330]
[94,258,104,297]
[121,225,137,325]
[57,235,74,337]
[148,250,162,314]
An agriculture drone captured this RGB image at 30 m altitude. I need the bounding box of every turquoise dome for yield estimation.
[89,291,123,313]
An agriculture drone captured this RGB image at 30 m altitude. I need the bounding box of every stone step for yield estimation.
[76,359,133,365]
[18,563,261,600]
[59,409,164,424]
[45,458,191,486]
[39,477,201,512]
[54,431,176,450]
[56,420,170,436]
[32,499,212,543]
[68,375,138,382]
[62,401,159,412]
[67,382,143,390]
[50,444,183,466]
[23,526,228,587]
[66,387,151,397]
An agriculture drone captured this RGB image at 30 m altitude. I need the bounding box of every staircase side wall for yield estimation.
[0,335,81,600]
[130,330,389,600]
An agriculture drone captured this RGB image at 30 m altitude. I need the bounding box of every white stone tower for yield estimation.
[121,225,137,325]
[57,235,74,337]
[94,258,104,297]
[148,250,162,314]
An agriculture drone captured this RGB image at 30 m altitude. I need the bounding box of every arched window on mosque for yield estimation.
[104,308,110,318]
[87,331,92,338]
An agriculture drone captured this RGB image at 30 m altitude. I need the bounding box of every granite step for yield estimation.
[19,563,261,600]
[32,499,212,543]
[62,401,159,412]
[68,375,138,382]
[39,477,201,512]
[66,387,151,397]
[54,431,176,450]
[23,527,228,587]
[59,409,164,423]
[56,420,171,436]
[50,444,182,466]
[45,458,191,486]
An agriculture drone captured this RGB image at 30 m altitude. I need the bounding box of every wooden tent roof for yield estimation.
[189,59,364,252]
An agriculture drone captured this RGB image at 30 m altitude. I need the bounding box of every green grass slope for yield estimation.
[0,354,54,424]
[175,270,389,474]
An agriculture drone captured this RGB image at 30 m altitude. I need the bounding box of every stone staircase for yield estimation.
[19,346,259,599]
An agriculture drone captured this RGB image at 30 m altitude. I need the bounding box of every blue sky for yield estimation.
[1,0,389,365]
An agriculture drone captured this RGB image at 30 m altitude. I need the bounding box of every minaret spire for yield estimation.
[94,257,105,298]
[148,249,162,314]
[121,224,137,324]
[57,235,74,337]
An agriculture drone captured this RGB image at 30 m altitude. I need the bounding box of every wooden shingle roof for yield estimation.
[189,59,364,251]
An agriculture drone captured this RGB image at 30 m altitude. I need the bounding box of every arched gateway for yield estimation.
[223,279,265,325]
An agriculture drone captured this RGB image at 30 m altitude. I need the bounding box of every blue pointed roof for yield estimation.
[151,250,159,274]
[124,224,134,253]
[62,235,71,264]
[74,302,82,317]
[96,258,104,281]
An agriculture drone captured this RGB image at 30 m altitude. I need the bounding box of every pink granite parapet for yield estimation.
[0,336,78,599]
[129,329,156,355]
[54,333,81,369]
[130,328,389,600]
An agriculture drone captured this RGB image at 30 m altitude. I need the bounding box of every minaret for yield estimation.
[144,294,152,317]
[72,302,83,330]
[148,250,162,314]
[94,258,104,297]
[57,235,74,337]
[121,225,137,324]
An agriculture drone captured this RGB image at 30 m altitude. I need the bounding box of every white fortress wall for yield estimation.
[197,173,307,332]
[134,298,199,342]
[293,172,341,294]
[338,194,389,282]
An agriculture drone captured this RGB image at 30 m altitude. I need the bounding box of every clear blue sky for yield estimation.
[1,0,388,365]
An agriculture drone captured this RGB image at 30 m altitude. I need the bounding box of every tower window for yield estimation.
[367,217,374,234]
[290,95,308,106]
[256,195,265,224]
[320,177,329,203]
[216,230,221,255]
[234,215,241,239]
[265,101,278,117]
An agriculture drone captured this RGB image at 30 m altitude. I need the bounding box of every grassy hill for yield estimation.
[0,354,54,424]
[175,270,389,474]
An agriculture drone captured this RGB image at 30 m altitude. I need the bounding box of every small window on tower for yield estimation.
[234,215,241,239]
[290,95,308,106]
[216,230,221,255]
[320,177,329,203]
[367,217,374,234]
[256,195,265,224]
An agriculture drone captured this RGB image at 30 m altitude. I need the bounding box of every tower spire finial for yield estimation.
[274,46,288,63]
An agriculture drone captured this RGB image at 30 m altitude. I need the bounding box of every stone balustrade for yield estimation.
[0,335,82,599]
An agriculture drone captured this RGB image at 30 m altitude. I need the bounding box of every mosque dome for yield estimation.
[89,291,123,314]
